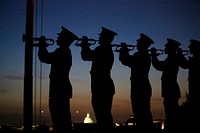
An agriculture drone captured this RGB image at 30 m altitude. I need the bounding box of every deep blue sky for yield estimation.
[0,0,200,126]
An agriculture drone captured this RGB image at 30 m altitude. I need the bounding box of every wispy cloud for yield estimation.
[1,75,49,80]
[1,75,23,80]
[72,78,87,83]
[0,89,9,93]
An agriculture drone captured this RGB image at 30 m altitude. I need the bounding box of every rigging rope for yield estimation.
[33,0,44,125]
[39,0,44,125]
[33,0,38,125]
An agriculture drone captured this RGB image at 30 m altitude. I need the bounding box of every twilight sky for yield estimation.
[0,0,199,126]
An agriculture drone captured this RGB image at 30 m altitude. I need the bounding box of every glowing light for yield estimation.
[127,123,134,126]
[115,123,120,126]
[126,114,135,126]
[83,113,93,124]
[161,120,165,130]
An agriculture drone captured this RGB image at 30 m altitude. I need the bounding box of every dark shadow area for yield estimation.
[2,122,198,133]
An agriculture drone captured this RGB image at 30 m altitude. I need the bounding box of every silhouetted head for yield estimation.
[189,39,200,54]
[136,33,154,50]
[56,26,78,47]
[98,27,117,46]
[164,38,181,54]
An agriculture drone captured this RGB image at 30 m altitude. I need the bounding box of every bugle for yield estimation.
[182,50,190,55]
[75,36,98,47]
[22,34,55,47]
[149,48,190,56]
[148,48,164,55]
[112,43,136,52]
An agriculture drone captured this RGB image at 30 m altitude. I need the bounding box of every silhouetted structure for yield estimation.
[125,115,136,126]
[38,26,78,133]
[151,38,187,133]
[80,27,117,133]
[118,33,154,132]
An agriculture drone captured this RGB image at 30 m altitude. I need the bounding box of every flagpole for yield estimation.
[24,0,34,132]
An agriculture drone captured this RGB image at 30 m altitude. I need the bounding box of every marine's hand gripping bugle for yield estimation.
[74,36,98,47]
[150,47,164,56]
[112,42,136,52]
[176,48,190,55]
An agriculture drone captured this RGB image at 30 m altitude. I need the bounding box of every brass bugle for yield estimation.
[148,49,190,55]
[75,36,98,46]
[148,49,164,55]
[182,50,190,55]
[22,34,55,47]
[112,43,136,52]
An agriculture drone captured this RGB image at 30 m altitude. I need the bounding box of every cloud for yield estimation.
[72,78,86,83]
[1,75,23,80]
[0,89,9,93]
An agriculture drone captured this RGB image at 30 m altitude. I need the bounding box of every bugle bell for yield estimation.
[75,36,98,47]
[112,43,136,52]
[22,34,55,47]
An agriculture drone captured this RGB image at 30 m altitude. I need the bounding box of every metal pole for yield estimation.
[24,0,34,132]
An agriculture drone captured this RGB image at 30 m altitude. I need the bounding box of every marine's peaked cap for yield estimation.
[140,33,154,44]
[57,26,78,40]
[165,38,181,47]
[99,27,118,37]
[189,39,200,49]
